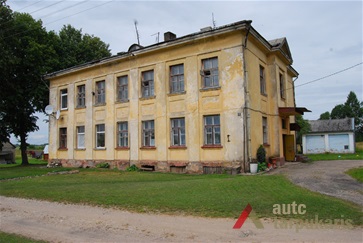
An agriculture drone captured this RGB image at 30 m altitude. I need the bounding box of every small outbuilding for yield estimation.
[302,118,355,154]
[0,141,16,164]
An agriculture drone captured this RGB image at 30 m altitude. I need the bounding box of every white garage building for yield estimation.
[302,118,355,154]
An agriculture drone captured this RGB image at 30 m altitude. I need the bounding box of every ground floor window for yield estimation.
[117,122,128,147]
[204,115,221,145]
[59,128,67,149]
[142,120,155,147]
[77,126,85,149]
[171,118,185,146]
[96,124,105,148]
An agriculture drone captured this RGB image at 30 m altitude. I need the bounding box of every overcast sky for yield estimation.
[7,0,363,145]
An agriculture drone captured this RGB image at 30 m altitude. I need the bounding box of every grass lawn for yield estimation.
[0,168,362,225]
[0,232,46,243]
[307,147,363,161]
[346,167,363,182]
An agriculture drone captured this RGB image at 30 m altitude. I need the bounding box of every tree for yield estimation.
[0,1,111,165]
[295,115,311,146]
[319,91,363,141]
[319,111,330,120]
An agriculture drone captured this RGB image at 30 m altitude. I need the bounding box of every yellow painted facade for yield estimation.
[46,20,305,173]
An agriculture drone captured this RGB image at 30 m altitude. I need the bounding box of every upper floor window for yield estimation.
[201,57,219,88]
[170,64,184,93]
[142,120,155,147]
[204,115,221,145]
[96,124,105,148]
[95,80,106,105]
[117,121,128,147]
[260,65,266,95]
[279,73,285,99]
[117,75,128,102]
[60,89,68,110]
[77,85,86,108]
[76,126,85,149]
[59,127,67,149]
[262,116,268,144]
[141,70,154,98]
[171,118,185,146]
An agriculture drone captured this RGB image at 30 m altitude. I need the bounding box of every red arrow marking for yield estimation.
[233,203,252,229]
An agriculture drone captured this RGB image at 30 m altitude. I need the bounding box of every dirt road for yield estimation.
[1,196,362,243]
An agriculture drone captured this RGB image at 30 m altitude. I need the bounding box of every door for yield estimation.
[284,135,295,161]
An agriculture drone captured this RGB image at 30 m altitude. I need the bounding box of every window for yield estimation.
[204,115,221,145]
[141,70,154,98]
[142,120,155,147]
[279,73,285,99]
[96,124,105,148]
[201,57,219,88]
[59,128,67,149]
[260,65,266,95]
[117,122,128,147]
[60,89,68,110]
[263,117,268,144]
[171,118,185,146]
[76,126,85,149]
[95,80,106,105]
[170,64,184,93]
[117,76,128,102]
[77,85,86,108]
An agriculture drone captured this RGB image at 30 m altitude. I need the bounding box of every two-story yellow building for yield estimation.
[45,20,309,173]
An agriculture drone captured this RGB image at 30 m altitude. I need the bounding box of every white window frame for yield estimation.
[142,120,155,147]
[96,124,105,148]
[204,115,221,145]
[76,126,85,149]
[141,70,154,98]
[170,64,184,93]
[117,121,128,147]
[201,57,219,88]
[171,118,186,146]
[60,89,68,110]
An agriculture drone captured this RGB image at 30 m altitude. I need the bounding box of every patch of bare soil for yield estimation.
[1,196,362,243]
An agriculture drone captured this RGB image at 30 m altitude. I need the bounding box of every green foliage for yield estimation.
[126,164,140,172]
[256,145,266,162]
[96,162,110,169]
[296,115,311,144]
[0,170,362,225]
[0,2,111,164]
[319,91,363,141]
[258,162,267,172]
[319,111,330,120]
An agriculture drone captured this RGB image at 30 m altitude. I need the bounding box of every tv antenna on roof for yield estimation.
[134,20,140,45]
[212,13,216,29]
[151,32,160,43]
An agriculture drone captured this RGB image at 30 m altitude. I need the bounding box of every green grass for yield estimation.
[307,148,363,161]
[0,231,47,243]
[0,169,362,225]
[346,167,363,182]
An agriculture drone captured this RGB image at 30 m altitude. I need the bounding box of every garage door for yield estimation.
[306,135,325,153]
[328,134,349,152]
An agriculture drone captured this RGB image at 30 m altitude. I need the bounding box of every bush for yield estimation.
[256,145,266,163]
[126,164,139,172]
[96,162,110,169]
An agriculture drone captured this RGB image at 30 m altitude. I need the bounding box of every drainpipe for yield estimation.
[242,21,252,172]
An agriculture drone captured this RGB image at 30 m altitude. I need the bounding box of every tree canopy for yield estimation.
[319,91,363,141]
[0,0,111,164]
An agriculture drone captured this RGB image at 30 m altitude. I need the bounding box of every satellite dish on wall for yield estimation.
[55,110,61,120]
[45,105,54,115]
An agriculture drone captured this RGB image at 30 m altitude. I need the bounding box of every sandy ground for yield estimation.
[0,196,362,243]
[1,160,363,242]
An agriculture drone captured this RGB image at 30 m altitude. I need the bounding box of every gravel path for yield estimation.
[269,160,363,206]
[1,196,362,243]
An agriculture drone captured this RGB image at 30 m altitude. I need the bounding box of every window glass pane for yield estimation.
[205,116,213,125]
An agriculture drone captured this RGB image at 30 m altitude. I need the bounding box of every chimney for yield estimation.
[164,31,176,41]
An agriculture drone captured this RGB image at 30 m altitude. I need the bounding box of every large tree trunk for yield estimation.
[20,133,29,166]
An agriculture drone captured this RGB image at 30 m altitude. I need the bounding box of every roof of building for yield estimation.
[45,20,296,79]
[308,118,355,133]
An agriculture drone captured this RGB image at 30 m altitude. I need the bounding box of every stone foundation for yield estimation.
[49,159,243,174]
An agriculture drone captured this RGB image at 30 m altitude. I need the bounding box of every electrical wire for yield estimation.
[294,62,363,89]
[12,0,44,12]
[1,0,114,40]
